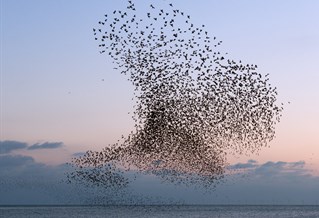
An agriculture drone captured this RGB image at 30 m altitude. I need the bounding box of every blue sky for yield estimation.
[1,0,319,204]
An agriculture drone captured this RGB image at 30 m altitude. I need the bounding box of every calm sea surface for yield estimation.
[1,205,319,218]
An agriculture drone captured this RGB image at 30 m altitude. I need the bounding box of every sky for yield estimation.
[1,0,319,205]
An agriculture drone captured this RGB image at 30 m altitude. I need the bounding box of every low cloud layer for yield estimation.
[0,154,173,205]
[0,153,318,205]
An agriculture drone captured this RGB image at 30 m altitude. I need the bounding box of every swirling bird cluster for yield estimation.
[68,0,283,190]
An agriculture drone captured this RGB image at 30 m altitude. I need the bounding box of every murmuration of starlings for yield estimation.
[67,0,283,190]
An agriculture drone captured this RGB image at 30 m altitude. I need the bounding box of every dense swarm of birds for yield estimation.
[67,0,283,190]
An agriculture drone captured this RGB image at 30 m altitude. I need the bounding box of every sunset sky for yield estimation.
[1,0,319,204]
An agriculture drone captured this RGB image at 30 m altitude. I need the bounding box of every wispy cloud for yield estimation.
[0,140,64,154]
[27,142,63,150]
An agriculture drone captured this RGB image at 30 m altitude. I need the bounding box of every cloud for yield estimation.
[0,154,79,204]
[0,140,28,154]
[0,154,161,205]
[27,142,63,150]
[228,159,258,170]
[0,155,318,205]
[208,160,319,204]
[249,160,313,179]
[229,160,308,173]
[72,152,86,157]
[124,159,319,205]
[0,140,64,154]
[0,155,35,167]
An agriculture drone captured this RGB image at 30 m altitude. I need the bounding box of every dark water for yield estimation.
[1,205,319,218]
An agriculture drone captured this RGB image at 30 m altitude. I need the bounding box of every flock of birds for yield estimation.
[67,0,283,191]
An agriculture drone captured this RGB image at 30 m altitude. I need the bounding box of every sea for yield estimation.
[1,205,319,218]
